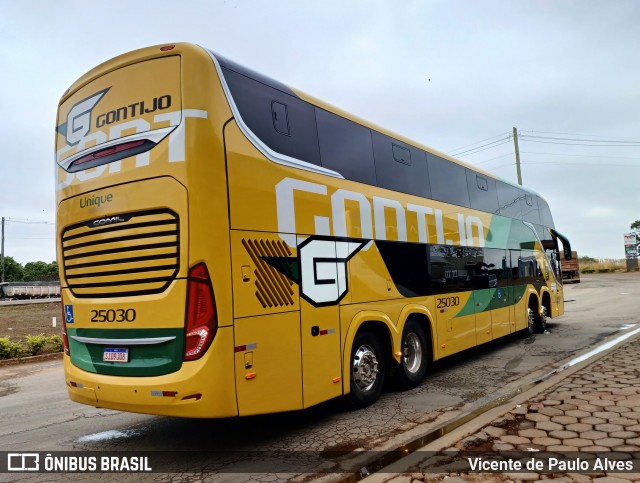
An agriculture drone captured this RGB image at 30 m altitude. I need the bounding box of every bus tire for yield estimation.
[396,319,429,389]
[524,307,535,337]
[347,330,386,409]
[535,305,548,333]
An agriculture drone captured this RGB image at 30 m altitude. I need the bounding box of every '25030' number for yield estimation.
[436,296,460,309]
[90,309,136,323]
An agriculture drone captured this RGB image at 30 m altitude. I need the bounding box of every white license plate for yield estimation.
[103,348,129,363]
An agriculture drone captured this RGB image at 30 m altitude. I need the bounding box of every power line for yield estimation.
[520,138,640,147]
[447,132,511,153]
[472,152,514,165]
[521,134,640,144]
[520,129,640,142]
[451,138,512,157]
[521,161,640,168]
[480,162,516,171]
[5,218,54,225]
[521,151,640,160]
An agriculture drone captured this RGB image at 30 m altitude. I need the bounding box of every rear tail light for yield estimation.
[67,139,155,172]
[184,263,217,361]
[61,301,70,356]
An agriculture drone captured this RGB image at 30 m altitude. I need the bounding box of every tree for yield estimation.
[23,261,59,282]
[1,256,24,282]
[632,220,640,231]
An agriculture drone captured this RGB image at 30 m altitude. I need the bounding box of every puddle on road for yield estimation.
[548,324,640,374]
[75,428,145,443]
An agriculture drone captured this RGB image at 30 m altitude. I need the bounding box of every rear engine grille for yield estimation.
[61,209,180,298]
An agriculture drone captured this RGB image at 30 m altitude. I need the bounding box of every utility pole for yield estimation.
[513,127,523,186]
[1,217,4,283]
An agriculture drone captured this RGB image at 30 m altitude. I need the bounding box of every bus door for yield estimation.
[487,249,514,338]
[469,248,492,345]
[297,237,344,408]
[432,247,477,356]
[511,250,528,331]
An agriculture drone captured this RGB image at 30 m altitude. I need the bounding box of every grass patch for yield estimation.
[0,302,62,359]
[579,258,626,274]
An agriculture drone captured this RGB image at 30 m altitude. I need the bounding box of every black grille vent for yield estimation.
[61,209,180,298]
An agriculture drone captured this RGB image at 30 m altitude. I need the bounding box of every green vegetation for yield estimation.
[579,257,626,274]
[0,334,63,360]
[25,334,49,356]
[0,336,24,359]
[1,256,59,282]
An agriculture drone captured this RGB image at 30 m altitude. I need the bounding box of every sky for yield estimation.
[1,0,640,264]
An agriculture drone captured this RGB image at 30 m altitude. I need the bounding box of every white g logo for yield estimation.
[61,88,109,146]
[298,238,366,306]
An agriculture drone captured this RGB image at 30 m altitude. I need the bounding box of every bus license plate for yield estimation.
[103,348,129,363]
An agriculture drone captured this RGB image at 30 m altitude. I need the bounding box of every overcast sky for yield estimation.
[2,0,639,264]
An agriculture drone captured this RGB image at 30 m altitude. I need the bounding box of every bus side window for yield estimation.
[466,169,498,213]
[427,155,470,208]
[371,131,431,198]
[497,181,523,219]
[316,108,376,185]
[537,196,555,228]
[510,250,521,281]
[271,101,290,136]
[520,191,541,224]
[221,66,321,166]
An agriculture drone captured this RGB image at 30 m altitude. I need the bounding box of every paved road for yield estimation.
[0,273,638,481]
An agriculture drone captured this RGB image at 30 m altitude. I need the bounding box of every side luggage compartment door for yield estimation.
[231,231,303,415]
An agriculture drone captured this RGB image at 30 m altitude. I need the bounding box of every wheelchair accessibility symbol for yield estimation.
[65,305,74,324]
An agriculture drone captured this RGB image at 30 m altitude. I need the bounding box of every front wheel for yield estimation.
[523,307,535,337]
[396,320,429,389]
[347,330,386,409]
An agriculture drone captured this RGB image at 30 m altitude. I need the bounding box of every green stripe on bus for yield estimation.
[453,284,531,318]
[67,327,184,377]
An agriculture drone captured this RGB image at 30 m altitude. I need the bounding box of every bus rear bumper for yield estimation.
[64,326,238,418]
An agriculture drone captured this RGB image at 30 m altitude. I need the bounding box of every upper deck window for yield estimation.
[427,155,470,207]
[221,66,321,166]
[316,108,376,185]
[466,170,499,213]
[372,131,431,198]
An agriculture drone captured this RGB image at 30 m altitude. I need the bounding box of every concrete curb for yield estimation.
[362,328,640,481]
[420,332,640,454]
[0,351,63,367]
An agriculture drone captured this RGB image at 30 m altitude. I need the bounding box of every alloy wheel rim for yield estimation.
[353,345,379,392]
[403,332,423,374]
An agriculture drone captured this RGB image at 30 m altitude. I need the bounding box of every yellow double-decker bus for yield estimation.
[55,43,572,417]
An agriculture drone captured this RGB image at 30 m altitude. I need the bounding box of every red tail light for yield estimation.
[67,139,154,172]
[61,301,70,356]
[184,263,217,361]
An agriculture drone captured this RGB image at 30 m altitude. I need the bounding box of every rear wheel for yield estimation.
[396,320,429,389]
[347,330,386,409]
[535,305,548,333]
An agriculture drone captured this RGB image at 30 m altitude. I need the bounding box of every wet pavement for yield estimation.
[368,331,640,482]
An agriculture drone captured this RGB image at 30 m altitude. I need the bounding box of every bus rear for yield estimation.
[55,44,237,418]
